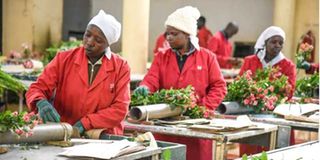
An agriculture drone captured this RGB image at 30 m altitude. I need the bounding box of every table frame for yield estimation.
[125,120,278,160]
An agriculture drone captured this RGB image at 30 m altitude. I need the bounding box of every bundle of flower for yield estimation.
[131,85,211,119]
[296,42,313,68]
[225,67,292,113]
[0,111,41,137]
[295,73,319,102]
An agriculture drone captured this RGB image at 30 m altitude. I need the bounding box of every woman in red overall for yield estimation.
[26,10,130,136]
[239,26,296,156]
[134,6,227,160]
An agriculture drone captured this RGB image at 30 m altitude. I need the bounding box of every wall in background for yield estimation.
[90,0,274,59]
[2,0,63,56]
[91,0,123,53]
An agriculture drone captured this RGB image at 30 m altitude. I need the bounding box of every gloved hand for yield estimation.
[36,99,60,123]
[298,61,311,70]
[133,86,150,96]
[73,120,85,136]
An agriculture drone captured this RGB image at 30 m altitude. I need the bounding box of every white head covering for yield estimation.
[88,10,121,45]
[88,10,121,59]
[255,26,286,68]
[165,6,201,50]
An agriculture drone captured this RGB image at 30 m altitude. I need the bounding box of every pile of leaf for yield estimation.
[131,86,206,119]
[0,70,26,95]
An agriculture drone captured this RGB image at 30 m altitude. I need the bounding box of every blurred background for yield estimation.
[1,0,319,75]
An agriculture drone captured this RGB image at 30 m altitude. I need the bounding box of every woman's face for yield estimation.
[83,25,109,59]
[165,26,189,50]
[265,35,284,57]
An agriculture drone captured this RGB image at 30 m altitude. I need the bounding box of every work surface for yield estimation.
[125,118,278,142]
[0,143,161,160]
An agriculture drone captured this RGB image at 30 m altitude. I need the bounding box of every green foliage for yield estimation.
[242,151,268,160]
[43,40,82,65]
[131,85,206,119]
[295,73,319,99]
[162,149,172,160]
[0,70,27,94]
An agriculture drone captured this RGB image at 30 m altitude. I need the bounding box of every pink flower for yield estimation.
[249,93,256,101]
[25,132,33,137]
[245,70,253,80]
[23,114,30,122]
[11,111,18,116]
[204,110,214,118]
[266,103,275,110]
[28,112,35,117]
[257,87,263,93]
[244,98,250,105]
[15,129,24,135]
[268,86,274,92]
[252,100,258,106]
[275,72,282,77]
[257,94,265,99]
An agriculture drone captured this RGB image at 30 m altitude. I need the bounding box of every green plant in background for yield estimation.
[0,70,27,95]
[43,40,82,65]
[295,73,319,101]
[242,151,268,160]
[131,85,209,119]
[225,67,291,113]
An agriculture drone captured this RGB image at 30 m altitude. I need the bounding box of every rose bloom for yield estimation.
[243,98,250,105]
[252,100,258,106]
[268,86,274,92]
[204,109,214,118]
[25,131,33,137]
[23,114,31,123]
[11,111,18,116]
[15,129,24,135]
[245,70,252,80]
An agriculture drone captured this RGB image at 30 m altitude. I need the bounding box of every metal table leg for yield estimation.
[214,141,227,160]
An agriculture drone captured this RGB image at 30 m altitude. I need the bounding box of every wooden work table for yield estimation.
[125,119,278,160]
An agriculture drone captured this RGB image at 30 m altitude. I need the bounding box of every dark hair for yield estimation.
[197,16,206,29]
[198,16,206,24]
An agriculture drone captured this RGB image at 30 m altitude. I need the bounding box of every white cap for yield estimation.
[255,26,286,50]
[165,6,200,36]
[88,10,121,45]
[165,6,201,50]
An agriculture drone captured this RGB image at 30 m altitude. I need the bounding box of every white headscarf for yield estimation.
[255,26,286,68]
[88,10,121,59]
[165,6,201,50]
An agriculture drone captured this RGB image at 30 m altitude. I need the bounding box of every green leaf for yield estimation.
[260,151,268,160]
[162,149,171,160]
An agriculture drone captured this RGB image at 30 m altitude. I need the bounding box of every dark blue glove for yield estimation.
[133,86,150,96]
[73,120,85,135]
[36,99,60,123]
[301,61,311,70]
